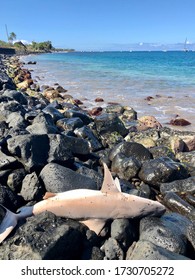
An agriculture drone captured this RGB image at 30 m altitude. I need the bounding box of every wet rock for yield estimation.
[181,135,195,151]
[55,85,68,93]
[26,112,59,134]
[111,153,141,180]
[6,111,27,129]
[74,126,102,152]
[111,219,138,251]
[109,142,152,163]
[100,131,124,148]
[138,183,152,198]
[176,151,195,169]
[20,172,44,202]
[158,127,195,152]
[121,106,137,121]
[2,89,27,105]
[0,212,84,260]
[33,111,55,124]
[7,168,26,193]
[0,170,12,186]
[0,100,26,122]
[138,115,162,131]
[17,79,33,90]
[40,163,97,192]
[27,61,36,65]
[149,146,176,160]
[170,136,185,153]
[133,137,156,149]
[76,165,103,190]
[105,104,124,114]
[43,88,60,99]
[163,192,195,220]
[74,99,83,105]
[138,157,188,187]
[26,122,59,134]
[43,106,64,122]
[94,113,128,137]
[0,71,15,90]
[64,110,92,125]
[0,184,22,211]
[160,176,195,195]
[0,150,17,170]
[47,134,73,163]
[95,97,104,102]
[101,238,124,260]
[169,118,191,126]
[185,194,195,206]
[89,107,103,116]
[187,222,195,251]
[125,128,159,143]
[7,134,49,171]
[139,214,189,255]
[56,117,83,131]
[126,240,190,260]
[55,134,90,156]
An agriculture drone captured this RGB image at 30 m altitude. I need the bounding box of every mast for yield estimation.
[184,38,188,52]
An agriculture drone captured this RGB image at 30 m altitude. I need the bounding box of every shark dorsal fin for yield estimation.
[114,177,121,192]
[101,163,121,194]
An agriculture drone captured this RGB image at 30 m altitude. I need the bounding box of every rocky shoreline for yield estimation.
[0,54,194,260]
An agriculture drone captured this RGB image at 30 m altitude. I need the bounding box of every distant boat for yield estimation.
[184,38,189,52]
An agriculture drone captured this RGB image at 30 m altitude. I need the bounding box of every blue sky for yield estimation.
[0,0,195,50]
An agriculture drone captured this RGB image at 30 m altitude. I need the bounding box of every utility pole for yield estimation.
[5,24,9,42]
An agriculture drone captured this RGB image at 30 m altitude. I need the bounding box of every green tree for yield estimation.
[8,32,17,44]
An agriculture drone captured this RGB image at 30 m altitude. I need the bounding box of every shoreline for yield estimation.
[0,54,195,260]
[21,52,195,132]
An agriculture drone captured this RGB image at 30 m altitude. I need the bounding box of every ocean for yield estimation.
[23,51,195,131]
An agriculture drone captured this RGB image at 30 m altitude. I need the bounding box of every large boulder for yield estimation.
[138,157,188,187]
[94,113,128,137]
[0,212,85,260]
[139,213,191,255]
[40,163,98,192]
[109,142,152,163]
[160,176,195,194]
[7,134,49,171]
[126,240,190,260]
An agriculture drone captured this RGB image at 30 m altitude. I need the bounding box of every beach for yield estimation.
[22,51,195,131]
[0,54,195,260]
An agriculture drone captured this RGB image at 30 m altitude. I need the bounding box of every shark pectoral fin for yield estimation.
[43,192,57,200]
[101,162,121,194]
[80,219,106,235]
[0,209,18,244]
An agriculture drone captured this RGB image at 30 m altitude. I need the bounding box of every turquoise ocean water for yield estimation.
[24,51,195,130]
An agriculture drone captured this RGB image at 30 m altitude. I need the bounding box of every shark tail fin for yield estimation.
[0,204,18,244]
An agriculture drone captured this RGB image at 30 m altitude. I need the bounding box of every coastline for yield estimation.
[0,54,195,260]
[21,51,195,132]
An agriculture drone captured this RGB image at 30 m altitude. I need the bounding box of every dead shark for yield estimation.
[0,163,165,243]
